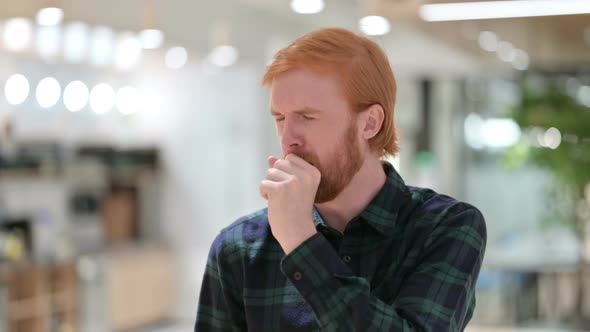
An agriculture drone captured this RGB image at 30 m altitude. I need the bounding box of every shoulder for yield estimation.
[405,186,486,245]
[209,208,272,260]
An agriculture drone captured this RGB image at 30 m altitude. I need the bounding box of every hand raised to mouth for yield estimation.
[260,154,320,254]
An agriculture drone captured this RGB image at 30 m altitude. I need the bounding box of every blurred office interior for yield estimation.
[0,0,590,331]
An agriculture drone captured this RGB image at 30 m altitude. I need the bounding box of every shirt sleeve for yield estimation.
[194,232,246,332]
[279,204,487,331]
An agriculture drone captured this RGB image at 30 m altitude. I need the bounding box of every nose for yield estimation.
[279,117,303,153]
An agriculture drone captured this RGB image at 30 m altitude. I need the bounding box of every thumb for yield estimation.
[267,155,279,168]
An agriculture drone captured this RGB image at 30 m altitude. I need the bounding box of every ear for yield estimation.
[360,104,384,140]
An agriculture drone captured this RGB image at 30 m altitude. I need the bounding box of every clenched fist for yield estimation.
[260,154,320,254]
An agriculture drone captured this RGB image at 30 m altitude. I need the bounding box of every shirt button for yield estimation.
[293,271,302,281]
[342,255,351,263]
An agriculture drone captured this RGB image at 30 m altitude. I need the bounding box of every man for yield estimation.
[195,27,486,331]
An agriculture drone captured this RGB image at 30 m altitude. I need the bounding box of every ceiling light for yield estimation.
[63,80,89,112]
[359,16,391,36]
[89,83,115,114]
[89,26,114,67]
[36,25,61,59]
[165,46,188,69]
[482,118,521,148]
[139,29,164,49]
[465,114,521,149]
[511,50,529,71]
[420,0,590,22]
[208,45,238,67]
[36,77,61,108]
[464,113,485,150]
[290,0,325,14]
[478,31,498,52]
[36,7,64,26]
[497,41,515,62]
[64,22,89,63]
[114,32,142,71]
[140,2,164,50]
[4,74,30,105]
[543,127,562,149]
[3,18,33,51]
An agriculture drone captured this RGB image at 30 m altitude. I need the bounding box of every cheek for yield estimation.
[310,137,335,162]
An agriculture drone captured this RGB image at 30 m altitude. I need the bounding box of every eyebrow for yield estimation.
[270,107,322,116]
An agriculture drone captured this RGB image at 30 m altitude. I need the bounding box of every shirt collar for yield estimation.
[313,161,409,236]
[312,208,328,228]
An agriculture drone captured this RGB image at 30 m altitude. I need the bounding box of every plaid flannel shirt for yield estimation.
[195,162,486,331]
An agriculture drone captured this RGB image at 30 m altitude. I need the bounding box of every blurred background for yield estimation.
[0,0,589,331]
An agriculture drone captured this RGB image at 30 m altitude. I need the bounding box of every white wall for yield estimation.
[0,5,493,322]
[157,64,271,319]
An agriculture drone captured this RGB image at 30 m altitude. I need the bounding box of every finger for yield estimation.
[270,159,296,175]
[268,156,279,168]
[259,184,269,200]
[265,168,290,182]
[285,153,312,169]
[259,180,273,200]
[260,180,280,197]
[286,155,322,185]
[285,154,321,178]
[260,179,280,188]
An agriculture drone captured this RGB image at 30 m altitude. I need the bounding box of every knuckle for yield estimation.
[285,177,297,188]
[274,159,285,169]
[311,168,321,179]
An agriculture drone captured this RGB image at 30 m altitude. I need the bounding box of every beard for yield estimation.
[289,120,364,203]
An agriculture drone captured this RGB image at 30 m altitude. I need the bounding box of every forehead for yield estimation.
[269,68,350,114]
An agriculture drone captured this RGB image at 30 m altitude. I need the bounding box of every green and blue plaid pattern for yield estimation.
[195,162,486,331]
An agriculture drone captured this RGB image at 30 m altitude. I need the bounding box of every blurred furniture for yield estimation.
[1,143,170,331]
[0,261,79,332]
[78,244,175,332]
[72,145,162,248]
[102,187,137,243]
[105,245,174,331]
[476,233,582,326]
[0,142,162,257]
[536,268,590,322]
[0,245,174,332]
[474,270,538,325]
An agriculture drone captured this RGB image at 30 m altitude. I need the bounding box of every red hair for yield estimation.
[262,27,399,157]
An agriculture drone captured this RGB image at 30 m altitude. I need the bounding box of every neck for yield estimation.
[315,156,386,234]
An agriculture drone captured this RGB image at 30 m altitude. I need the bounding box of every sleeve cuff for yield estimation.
[280,232,352,297]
